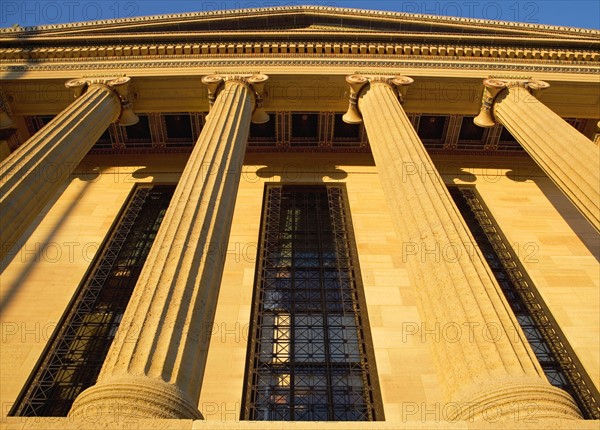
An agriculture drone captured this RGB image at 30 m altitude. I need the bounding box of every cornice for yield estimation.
[2,31,597,49]
[1,40,598,65]
[1,5,598,36]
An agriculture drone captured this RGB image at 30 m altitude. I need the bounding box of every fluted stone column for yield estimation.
[0,77,136,261]
[70,75,269,419]
[475,79,599,231]
[344,75,581,421]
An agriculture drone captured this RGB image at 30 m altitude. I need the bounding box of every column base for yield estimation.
[447,380,582,422]
[69,376,203,420]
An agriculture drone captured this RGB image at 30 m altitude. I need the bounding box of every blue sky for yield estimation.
[1,1,599,29]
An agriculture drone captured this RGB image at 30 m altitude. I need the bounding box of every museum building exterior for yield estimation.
[0,6,599,429]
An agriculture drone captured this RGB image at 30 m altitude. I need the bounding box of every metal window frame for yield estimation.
[241,183,384,421]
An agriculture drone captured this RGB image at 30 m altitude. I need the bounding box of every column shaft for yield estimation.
[70,79,256,419]
[0,84,121,261]
[493,86,599,230]
[358,81,581,420]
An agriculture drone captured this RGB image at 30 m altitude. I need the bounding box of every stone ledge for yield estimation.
[2,417,598,430]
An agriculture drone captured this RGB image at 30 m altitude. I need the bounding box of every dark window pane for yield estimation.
[458,116,485,142]
[418,115,446,141]
[499,126,516,142]
[123,114,151,141]
[250,116,276,139]
[244,185,381,421]
[98,127,111,142]
[165,114,193,139]
[291,113,319,144]
[334,114,360,139]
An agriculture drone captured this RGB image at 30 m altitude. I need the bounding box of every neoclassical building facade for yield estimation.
[0,6,599,429]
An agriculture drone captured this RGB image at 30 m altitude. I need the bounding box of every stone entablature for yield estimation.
[1,42,598,63]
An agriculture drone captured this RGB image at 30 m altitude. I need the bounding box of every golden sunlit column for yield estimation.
[475,79,599,231]
[0,77,137,261]
[69,74,269,419]
[343,74,582,421]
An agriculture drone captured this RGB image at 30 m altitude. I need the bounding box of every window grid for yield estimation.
[10,185,175,417]
[243,185,381,421]
[450,187,600,419]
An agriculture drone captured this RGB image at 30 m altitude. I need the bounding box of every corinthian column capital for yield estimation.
[474,78,550,127]
[342,74,414,124]
[202,73,269,124]
[65,76,139,126]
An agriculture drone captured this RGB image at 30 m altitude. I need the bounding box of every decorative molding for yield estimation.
[483,124,502,150]
[1,58,597,75]
[1,41,597,63]
[443,114,462,150]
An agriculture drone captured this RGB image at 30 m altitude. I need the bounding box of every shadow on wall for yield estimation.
[0,171,100,313]
[506,169,599,262]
